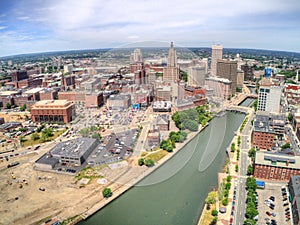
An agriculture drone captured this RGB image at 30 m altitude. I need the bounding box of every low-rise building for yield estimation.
[31,100,75,124]
[156,114,169,131]
[147,126,160,148]
[35,137,99,170]
[288,176,300,225]
[107,94,131,110]
[85,92,104,108]
[153,101,171,112]
[254,151,300,181]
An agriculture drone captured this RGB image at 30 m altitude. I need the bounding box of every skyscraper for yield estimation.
[163,42,179,83]
[216,59,238,94]
[257,78,282,113]
[188,65,206,87]
[211,44,223,77]
[130,48,146,84]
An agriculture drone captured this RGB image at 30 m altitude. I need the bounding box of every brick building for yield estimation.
[31,100,75,124]
[252,114,275,150]
[254,151,300,181]
[85,92,104,108]
[288,176,300,225]
[11,70,28,82]
[156,114,169,131]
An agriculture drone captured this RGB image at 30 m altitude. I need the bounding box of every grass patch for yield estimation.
[22,129,66,147]
[199,202,216,225]
[60,215,80,225]
[75,167,103,181]
[145,150,168,163]
[141,152,148,157]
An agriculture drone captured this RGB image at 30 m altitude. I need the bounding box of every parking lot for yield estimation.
[257,182,291,225]
[85,129,138,166]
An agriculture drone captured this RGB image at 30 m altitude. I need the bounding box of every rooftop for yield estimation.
[23,87,44,94]
[255,151,300,169]
[32,100,72,108]
[51,137,98,158]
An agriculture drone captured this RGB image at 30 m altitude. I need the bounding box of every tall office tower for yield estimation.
[257,78,282,113]
[130,48,143,64]
[130,48,146,84]
[188,65,206,87]
[216,59,238,94]
[163,42,179,83]
[241,63,254,81]
[211,44,223,76]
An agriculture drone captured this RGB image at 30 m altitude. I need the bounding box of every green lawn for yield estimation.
[21,129,66,147]
[145,150,168,162]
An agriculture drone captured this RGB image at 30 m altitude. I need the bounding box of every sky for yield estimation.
[0,0,300,57]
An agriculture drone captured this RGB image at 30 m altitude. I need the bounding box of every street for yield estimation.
[234,110,254,225]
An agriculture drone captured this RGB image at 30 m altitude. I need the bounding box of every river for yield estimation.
[78,112,245,225]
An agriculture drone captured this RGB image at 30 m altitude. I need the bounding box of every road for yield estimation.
[234,109,254,225]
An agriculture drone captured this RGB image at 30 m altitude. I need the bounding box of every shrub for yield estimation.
[138,158,144,166]
[211,209,218,216]
[102,187,112,198]
[222,198,229,206]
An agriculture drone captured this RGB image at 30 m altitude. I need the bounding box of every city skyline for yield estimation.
[1,0,300,57]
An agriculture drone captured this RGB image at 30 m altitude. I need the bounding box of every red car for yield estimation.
[266,211,272,216]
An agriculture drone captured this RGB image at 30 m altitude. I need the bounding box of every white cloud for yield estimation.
[1,0,300,56]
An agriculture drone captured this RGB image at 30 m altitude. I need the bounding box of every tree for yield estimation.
[36,123,46,133]
[20,104,26,112]
[160,140,168,149]
[231,143,236,152]
[6,102,11,109]
[92,132,101,140]
[225,182,231,190]
[245,202,258,219]
[211,209,218,216]
[248,148,256,159]
[31,133,40,141]
[222,198,229,206]
[246,177,257,191]
[247,165,253,176]
[288,113,293,123]
[210,217,218,225]
[226,175,232,182]
[252,99,258,111]
[138,158,144,166]
[235,165,239,172]
[145,159,154,167]
[244,219,256,225]
[183,119,198,132]
[102,187,112,198]
[281,142,291,150]
[80,128,90,137]
[205,191,217,205]
[237,136,241,146]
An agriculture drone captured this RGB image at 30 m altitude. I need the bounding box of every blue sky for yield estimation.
[0,0,300,57]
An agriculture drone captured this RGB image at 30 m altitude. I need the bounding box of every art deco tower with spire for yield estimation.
[163,42,179,83]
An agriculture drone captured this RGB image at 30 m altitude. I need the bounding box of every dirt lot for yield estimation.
[0,149,141,225]
[0,112,30,123]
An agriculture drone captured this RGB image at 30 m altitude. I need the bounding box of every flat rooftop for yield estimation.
[51,137,98,158]
[255,151,300,169]
[23,87,44,94]
[32,100,73,108]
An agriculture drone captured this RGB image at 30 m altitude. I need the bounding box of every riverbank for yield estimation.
[197,111,250,225]
[70,122,210,224]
